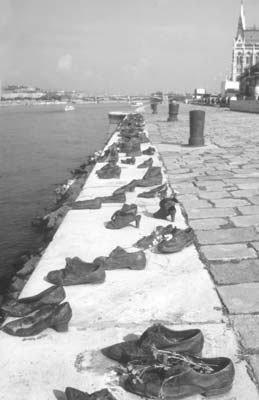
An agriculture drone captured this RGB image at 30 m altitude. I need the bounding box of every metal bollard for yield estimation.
[189,110,205,146]
[167,102,179,121]
[151,103,158,114]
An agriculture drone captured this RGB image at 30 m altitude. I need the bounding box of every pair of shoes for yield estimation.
[1,286,66,317]
[96,163,121,179]
[157,227,194,253]
[138,183,168,199]
[122,353,235,399]
[134,225,174,249]
[142,146,156,155]
[65,388,116,400]
[112,179,137,196]
[94,246,146,270]
[135,167,163,187]
[137,157,153,169]
[1,301,72,336]
[106,204,141,229]
[121,157,136,165]
[46,257,105,286]
[153,197,178,221]
[72,193,126,209]
[101,324,235,398]
[119,138,142,157]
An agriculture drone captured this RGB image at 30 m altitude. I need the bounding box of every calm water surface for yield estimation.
[0,103,130,279]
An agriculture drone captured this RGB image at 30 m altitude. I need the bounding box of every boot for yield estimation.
[137,157,153,169]
[157,227,195,253]
[94,246,146,270]
[101,323,204,363]
[72,198,102,210]
[96,163,121,179]
[106,204,141,229]
[138,183,168,199]
[153,197,178,221]
[46,257,105,286]
[1,286,66,317]
[2,302,72,336]
[112,179,137,196]
[100,193,126,203]
[135,167,163,187]
[121,157,136,165]
[142,146,155,155]
[122,354,234,399]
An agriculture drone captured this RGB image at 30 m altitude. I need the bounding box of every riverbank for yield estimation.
[0,107,258,399]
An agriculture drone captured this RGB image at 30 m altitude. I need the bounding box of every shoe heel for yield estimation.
[203,384,232,396]
[135,215,141,228]
[52,321,69,332]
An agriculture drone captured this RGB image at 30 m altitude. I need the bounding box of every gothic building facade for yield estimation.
[231,1,259,81]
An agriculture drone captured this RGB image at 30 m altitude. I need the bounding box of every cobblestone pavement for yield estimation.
[147,102,259,388]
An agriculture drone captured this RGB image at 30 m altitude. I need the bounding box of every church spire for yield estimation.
[237,0,246,38]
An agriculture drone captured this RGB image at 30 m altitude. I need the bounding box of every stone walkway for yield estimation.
[147,102,259,388]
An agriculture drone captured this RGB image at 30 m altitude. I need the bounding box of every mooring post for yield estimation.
[167,101,179,121]
[189,110,205,146]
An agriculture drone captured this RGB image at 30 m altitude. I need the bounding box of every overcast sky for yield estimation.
[1,0,259,94]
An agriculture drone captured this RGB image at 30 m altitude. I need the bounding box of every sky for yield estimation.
[1,0,259,94]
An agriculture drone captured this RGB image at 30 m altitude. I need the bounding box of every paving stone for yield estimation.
[211,198,250,207]
[182,200,213,209]
[188,207,236,219]
[189,218,228,230]
[231,315,259,350]
[250,196,259,205]
[238,182,259,189]
[231,189,259,198]
[196,227,259,245]
[210,259,259,284]
[218,283,259,314]
[198,191,231,199]
[238,206,259,215]
[231,215,259,227]
[200,244,256,261]
[177,194,198,202]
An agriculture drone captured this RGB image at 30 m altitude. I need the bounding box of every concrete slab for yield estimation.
[196,227,259,245]
[231,315,259,351]
[218,283,259,314]
[200,244,256,261]
[210,260,259,285]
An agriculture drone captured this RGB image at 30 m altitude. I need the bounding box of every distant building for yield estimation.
[193,88,206,99]
[231,1,259,81]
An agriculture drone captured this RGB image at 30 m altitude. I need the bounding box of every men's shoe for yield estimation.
[46,257,105,286]
[137,158,153,169]
[97,144,119,164]
[153,197,178,221]
[121,157,136,165]
[142,146,156,155]
[2,302,72,336]
[101,323,204,363]
[112,179,137,196]
[96,163,121,179]
[106,204,141,229]
[94,246,146,270]
[157,227,194,253]
[134,225,174,249]
[1,286,66,317]
[122,352,235,398]
[138,183,168,199]
[100,193,126,203]
[65,388,117,400]
[72,198,102,210]
[135,167,163,187]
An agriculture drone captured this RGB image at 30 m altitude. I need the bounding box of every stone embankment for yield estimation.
[0,106,259,400]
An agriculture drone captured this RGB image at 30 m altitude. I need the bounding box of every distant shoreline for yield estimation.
[0,100,131,107]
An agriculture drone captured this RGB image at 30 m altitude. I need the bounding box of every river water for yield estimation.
[0,103,130,283]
